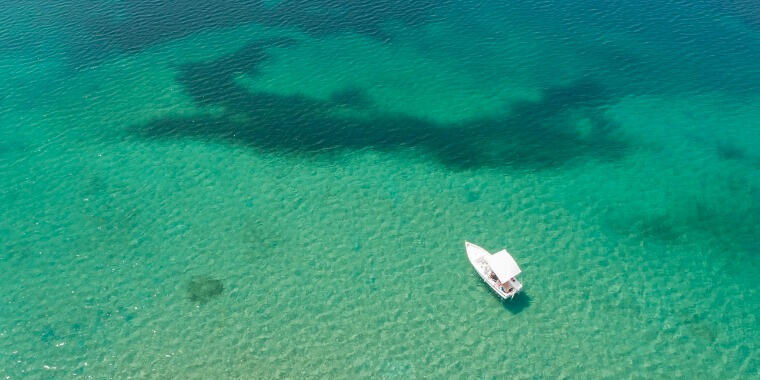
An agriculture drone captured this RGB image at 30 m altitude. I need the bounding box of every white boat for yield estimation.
[466,241,523,299]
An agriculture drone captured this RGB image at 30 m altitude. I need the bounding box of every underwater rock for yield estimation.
[715,142,745,161]
[186,275,224,303]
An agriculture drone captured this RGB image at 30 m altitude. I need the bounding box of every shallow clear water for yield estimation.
[1,1,758,378]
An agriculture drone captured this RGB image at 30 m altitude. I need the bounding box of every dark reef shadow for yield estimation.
[128,39,630,172]
[609,191,760,261]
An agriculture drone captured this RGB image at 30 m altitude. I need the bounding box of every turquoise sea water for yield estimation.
[1,1,759,378]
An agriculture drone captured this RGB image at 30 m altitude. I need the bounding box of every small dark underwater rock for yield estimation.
[186,275,224,303]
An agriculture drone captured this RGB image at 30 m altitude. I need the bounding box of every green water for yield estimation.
[1,1,758,378]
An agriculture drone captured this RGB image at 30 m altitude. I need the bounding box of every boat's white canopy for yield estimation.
[485,249,521,281]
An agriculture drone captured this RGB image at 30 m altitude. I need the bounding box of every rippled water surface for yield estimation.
[1,1,758,378]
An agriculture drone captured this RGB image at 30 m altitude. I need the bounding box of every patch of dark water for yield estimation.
[186,275,225,303]
[64,0,453,68]
[129,39,630,172]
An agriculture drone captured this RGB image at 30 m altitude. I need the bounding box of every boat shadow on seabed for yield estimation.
[476,277,532,314]
[502,292,532,314]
